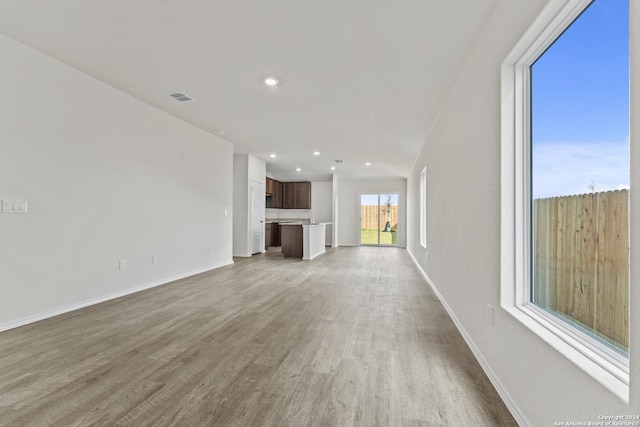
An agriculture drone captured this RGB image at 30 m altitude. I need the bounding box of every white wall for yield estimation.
[406,0,639,424]
[232,155,249,257]
[0,34,233,329]
[249,155,266,253]
[336,177,407,247]
[332,175,339,247]
[311,181,333,245]
[310,181,333,222]
[232,154,265,257]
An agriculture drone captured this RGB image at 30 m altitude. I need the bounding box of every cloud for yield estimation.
[532,141,629,199]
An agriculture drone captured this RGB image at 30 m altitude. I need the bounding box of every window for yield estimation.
[501,0,630,400]
[530,0,630,355]
[360,194,399,246]
[420,167,427,248]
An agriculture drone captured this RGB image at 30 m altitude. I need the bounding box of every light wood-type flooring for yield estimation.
[0,247,517,426]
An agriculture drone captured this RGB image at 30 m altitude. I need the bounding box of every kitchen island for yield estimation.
[279,222,331,260]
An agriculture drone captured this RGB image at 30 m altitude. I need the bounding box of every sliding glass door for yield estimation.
[360,193,398,246]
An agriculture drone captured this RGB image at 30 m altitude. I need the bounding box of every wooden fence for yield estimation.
[360,205,398,230]
[533,189,629,349]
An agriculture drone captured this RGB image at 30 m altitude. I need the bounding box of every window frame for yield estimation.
[358,193,400,247]
[500,0,629,401]
[420,166,427,249]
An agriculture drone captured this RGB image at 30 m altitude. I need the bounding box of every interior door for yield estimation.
[251,180,265,254]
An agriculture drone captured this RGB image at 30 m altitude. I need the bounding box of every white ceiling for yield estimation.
[0,0,496,182]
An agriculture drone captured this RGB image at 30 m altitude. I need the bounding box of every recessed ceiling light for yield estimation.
[296,167,301,172]
[264,77,280,86]
[330,166,336,170]
[270,154,277,158]
[365,162,371,166]
[313,151,320,156]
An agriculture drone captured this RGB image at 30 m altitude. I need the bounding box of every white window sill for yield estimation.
[502,303,629,402]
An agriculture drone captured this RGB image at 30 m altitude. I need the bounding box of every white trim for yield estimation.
[407,249,530,427]
[0,260,233,333]
[302,223,328,260]
[419,166,427,249]
[358,192,401,247]
[233,252,253,258]
[501,0,629,402]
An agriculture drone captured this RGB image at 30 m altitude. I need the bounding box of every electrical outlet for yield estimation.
[119,259,127,270]
[487,304,495,326]
[152,255,158,264]
[2,200,28,214]
[425,251,429,260]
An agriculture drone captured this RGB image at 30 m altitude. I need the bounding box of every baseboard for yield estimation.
[335,244,406,248]
[233,252,252,257]
[406,249,529,427]
[0,259,234,334]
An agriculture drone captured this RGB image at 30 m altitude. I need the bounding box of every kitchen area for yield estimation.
[264,178,332,260]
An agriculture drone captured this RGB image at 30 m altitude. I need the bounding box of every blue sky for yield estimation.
[531,0,629,199]
[360,194,398,206]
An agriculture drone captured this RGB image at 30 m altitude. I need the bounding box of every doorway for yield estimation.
[359,193,399,246]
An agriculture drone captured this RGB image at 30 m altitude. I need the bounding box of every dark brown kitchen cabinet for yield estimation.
[265,223,272,249]
[266,178,276,195]
[271,222,281,246]
[273,180,283,208]
[283,182,295,209]
[282,181,311,209]
[294,181,311,209]
[267,179,310,209]
[281,224,303,258]
[266,178,284,208]
[264,222,281,248]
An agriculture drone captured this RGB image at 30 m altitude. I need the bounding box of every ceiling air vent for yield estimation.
[167,91,193,102]
[333,160,344,163]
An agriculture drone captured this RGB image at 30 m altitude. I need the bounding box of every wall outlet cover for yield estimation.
[2,200,28,214]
